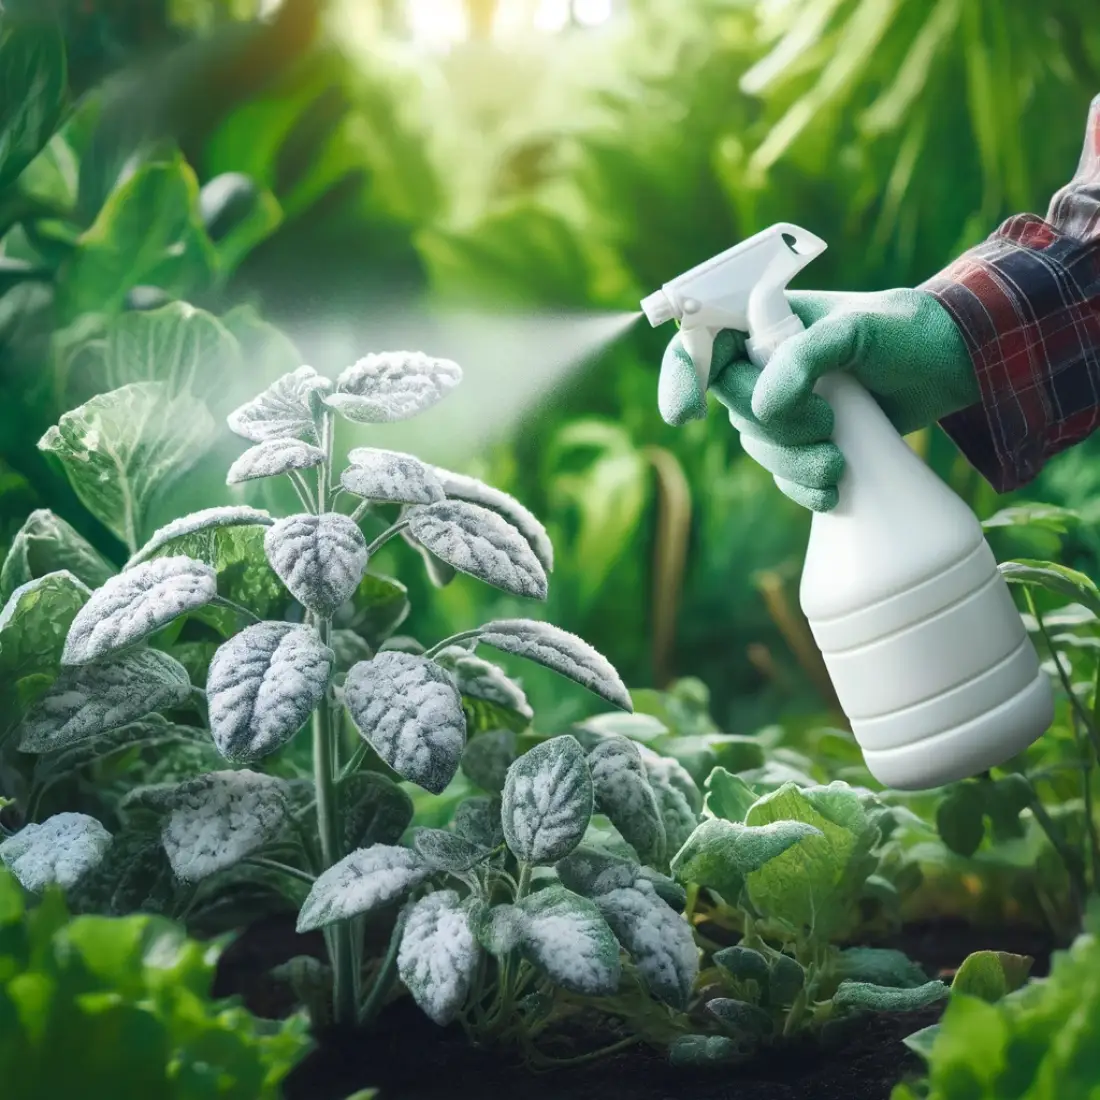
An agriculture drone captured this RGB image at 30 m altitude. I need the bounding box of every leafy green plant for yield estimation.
[0,348,645,1036]
[0,865,312,1099]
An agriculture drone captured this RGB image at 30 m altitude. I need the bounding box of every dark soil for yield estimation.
[210,913,1057,1100]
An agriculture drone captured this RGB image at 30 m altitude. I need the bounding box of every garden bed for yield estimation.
[213,912,1056,1100]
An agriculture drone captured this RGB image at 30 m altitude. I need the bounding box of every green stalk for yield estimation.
[360,906,409,1025]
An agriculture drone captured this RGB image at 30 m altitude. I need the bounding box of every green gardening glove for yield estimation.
[658,289,980,511]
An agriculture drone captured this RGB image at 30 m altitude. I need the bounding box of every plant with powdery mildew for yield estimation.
[0,350,634,1033]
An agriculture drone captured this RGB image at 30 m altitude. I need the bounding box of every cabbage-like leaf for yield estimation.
[587,735,665,865]
[398,889,481,1026]
[342,448,444,504]
[226,365,332,442]
[264,512,367,616]
[206,622,333,762]
[502,735,592,865]
[461,729,519,794]
[296,845,430,932]
[344,652,466,794]
[472,620,631,711]
[0,509,115,603]
[17,648,192,752]
[126,506,275,568]
[595,879,697,1009]
[434,468,553,571]
[406,502,547,600]
[0,812,112,892]
[62,555,217,665]
[518,885,621,996]
[325,351,462,423]
[226,438,325,485]
[137,769,291,883]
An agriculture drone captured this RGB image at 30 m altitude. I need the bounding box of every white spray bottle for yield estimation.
[642,222,1054,791]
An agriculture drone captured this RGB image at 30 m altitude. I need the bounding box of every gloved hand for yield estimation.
[658,289,980,511]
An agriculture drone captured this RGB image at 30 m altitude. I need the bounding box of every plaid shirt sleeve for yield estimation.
[919,93,1100,492]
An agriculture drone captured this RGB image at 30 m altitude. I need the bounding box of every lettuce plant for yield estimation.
[0,351,636,1029]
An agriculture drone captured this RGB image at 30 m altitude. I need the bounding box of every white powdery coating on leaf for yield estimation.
[0,812,112,893]
[325,352,462,423]
[435,646,532,719]
[519,886,621,996]
[227,366,332,442]
[297,845,430,932]
[17,648,193,752]
[475,619,631,711]
[62,556,217,665]
[407,501,547,601]
[227,438,326,485]
[588,737,664,864]
[434,468,554,572]
[398,890,481,1026]
[342,448,445,505]
[264,512,368,616]
[596,879,698,1009]
[343,652,466,794]
[156,769,290,883]
[207,622,334,763]
[502,735,592,865]
[127,506,275,567]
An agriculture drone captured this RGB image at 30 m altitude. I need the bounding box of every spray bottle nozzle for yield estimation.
[641,290,675,327]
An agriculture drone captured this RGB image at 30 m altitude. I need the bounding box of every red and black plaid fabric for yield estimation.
[920,93,1100,492]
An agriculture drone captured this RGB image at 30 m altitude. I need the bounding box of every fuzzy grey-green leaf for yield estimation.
[588,735,665,865]
[0,812,112,893]
[0,509,115,603]
[126,505,276,568]
[461,729,519,793]
[227,438,325,485]
[342,448,445,504]
[832,979,949,1014]
[706,997,773,1037]
[344,652,466,794]
[206,622,334,762]
[227,365,332,442]
[413,827,490,872]
[326,351,462,423]
[62,555,217,665]
[452,795,504,850]
[265,512,367,616]
[17,648,192,752]
[470,901,525,956]
[435,646,532,725]
[502,735,593,864]
[342,772,415,850]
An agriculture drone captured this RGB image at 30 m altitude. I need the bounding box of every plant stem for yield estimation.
[365,519,410,557]
[1027,783,1087,916]
[424,629,483,659]
[525,1034,642,1069]
[350,499,372,524]
[246,856,316,886]
[359,905,409,1026]
[212,595,262,625]
[338,742,369,782]
[288,470,316,513]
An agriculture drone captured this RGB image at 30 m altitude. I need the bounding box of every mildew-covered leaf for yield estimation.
[452,795,504,850]
[398,889,481,1025]
[326,351,462,423]
[342,448,444,505]
[638,866,688,911]
[472,620,631,711]
[62,555,217,665]
[265,512,367,616]
[714,945,771,989]
[341,772,415,849]
[502,735,593,865]
[638,745,702,814]
[0,509,115,603]
[17,648,192,752]
[832,980,948,1014]
[0,571,91,687]
[206,622,334,762]
[126,505,276,567]
[769,954,806,1006]
[407,502,547,600]
[0,812,112,892]
[227,365,332,442]
[66,827,177,916]
[435,646,532,726]
[555,845,637,898]
[518,885,621,996]
[413,827,490,872]
[595,879,698,1009]
[226,438,325,485]
[139,769,291,883]
[433,468,554,572]
[706,998,773,1037]
[330,629,374,672]
[461,729,519,793]
[296,845,430,932]
[344,652,466,795]
[587,735,665,865]
[468,899,525,956]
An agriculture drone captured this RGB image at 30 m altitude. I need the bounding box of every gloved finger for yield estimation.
[738,431,845,491]
[773,475,839,513]
[750,314,864,425]
[658,328,746,427]
[712,360,835,446]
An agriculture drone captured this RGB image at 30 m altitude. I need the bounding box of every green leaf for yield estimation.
[983,504,1081,534]
[59,154,217,319]
[655,733,766,787]
[670,816,821,902]
[706,996,773,1037]
[461,729,519,793]
[0,509,115,604]
[835,947,929,989]
[66,828,177,917]
[0,570,90,683]
[103,301,241,402]
[340,771,414,850]
[936,785,986,857]
[38,383,217,553]
[743,782,881,939]
[703,766,759,823]
[950,950,1033,1003]
[901,1022,941,1060]
[714,945,770,989]
[768,954,805,1006]
[587,734,666,864]
[1000,559,1100,619]
[412,827,490,872]
[832,979,948,1014]
[339,572,410,646]
[199,172,283,278]
[0,20,67,191]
